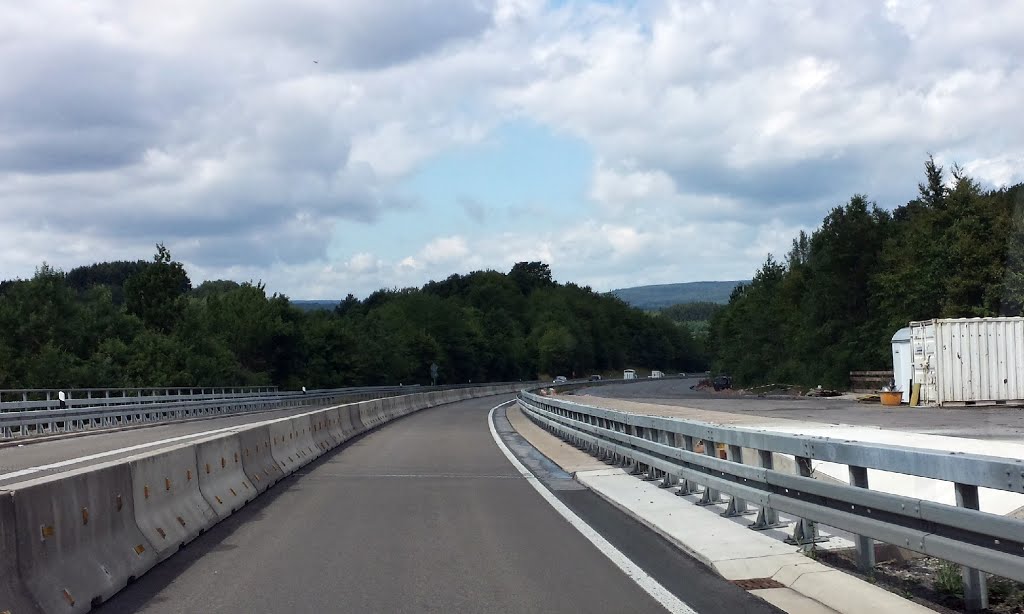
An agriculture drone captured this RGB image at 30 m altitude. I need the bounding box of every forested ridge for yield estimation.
[708,157,1024,389]
[0,253,703,389]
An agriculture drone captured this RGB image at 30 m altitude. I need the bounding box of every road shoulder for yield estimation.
[494,403,784,614]
[505,402,934,614]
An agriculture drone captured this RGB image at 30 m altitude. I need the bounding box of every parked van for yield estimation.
[623,369,637,380]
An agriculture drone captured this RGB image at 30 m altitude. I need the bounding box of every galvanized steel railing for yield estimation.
[0,386,411,440]
[0,386,280,412]
[518,388,1024,611]
[0,382,535,441]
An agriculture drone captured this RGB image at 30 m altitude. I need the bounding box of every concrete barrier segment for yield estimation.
[268,418,306,475]
[9,461,158,614]
[338,404,361,438]
[358,399,384,430]
[126,444,216,560]
[0,489,43,614]
[236,424,284,494]
[289,414,320,465]
[324,407,347,446]
[309,410,336,452]
[194,433,254,519]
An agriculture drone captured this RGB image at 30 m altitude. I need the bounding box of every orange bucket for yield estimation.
[879,391,903,406]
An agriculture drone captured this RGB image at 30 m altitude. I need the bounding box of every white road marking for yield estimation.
[0,424,246,482]
[487,401,698,614]
[0,402,355,483]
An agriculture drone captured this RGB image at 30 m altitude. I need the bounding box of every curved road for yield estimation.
[93,394,777,613]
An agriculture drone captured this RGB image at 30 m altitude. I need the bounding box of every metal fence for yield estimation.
[0,381,535,441]
[0,386,280,411]
[0,386,408,440]
[518,388,1024,611]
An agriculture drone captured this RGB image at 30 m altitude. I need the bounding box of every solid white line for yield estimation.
[0,402,357,483]
[0,424,248,482]
[487,401,698,614]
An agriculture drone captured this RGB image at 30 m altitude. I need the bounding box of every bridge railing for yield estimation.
[0,386,280,411]
[0,382,534,441]
[518,387,1024,611]
[0,386,411,440]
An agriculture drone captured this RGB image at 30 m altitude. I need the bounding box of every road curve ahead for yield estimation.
[94,394,774,614]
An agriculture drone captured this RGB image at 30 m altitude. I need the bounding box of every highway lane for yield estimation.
[0,401,359,486]
[583,379,1024,440]
[94,394,779,614]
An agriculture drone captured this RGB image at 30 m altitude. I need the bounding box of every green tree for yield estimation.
[124,244,191,333]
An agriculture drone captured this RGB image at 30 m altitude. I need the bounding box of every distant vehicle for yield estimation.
[589,374,602,381]
[678,373,687,377]
[650,370,664,379]
[553,376,568,384]
[623,369,637,380]
[713,375,732,391]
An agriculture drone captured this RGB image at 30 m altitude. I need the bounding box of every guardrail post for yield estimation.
[659,431,679,489]
[955,482,989,611]
[848,466,876,571]
[676,435,698,495]
[696,439,723,506]
[626,425,643,475]
[722,444,752,517]
[787,456,823,547]
[609,421,626,466]
[642,428,661,481]
[750,450,785,530]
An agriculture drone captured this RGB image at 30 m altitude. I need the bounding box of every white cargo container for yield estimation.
[623,369,637,380]
[910,317,1024,406]
[650,370,664,379]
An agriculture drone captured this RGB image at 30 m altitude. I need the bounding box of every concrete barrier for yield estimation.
[339,404,362,439]
[309,409,336,453]
[10,461,158,613]
[127,443,216,560]
[398,394,413,416]
[236,424,284,494]
[194,434,254,518]
[290,414,320,465]
[324,406,347,446]
[1,489,42,614]
[268,415,315,474]
[358,398,384,430]
[0,384,522,614]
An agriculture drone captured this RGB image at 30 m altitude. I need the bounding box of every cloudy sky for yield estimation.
[3,0,1023,298]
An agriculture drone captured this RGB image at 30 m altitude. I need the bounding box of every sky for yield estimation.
[2,0,1024,298]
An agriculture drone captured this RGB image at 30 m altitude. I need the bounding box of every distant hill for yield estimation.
[610,280,746,309]
[292,299,339,312]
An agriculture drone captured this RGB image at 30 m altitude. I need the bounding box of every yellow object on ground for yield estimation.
[910,383,921,407]
[879,391,902,406]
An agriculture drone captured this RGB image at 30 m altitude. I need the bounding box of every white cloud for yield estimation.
[420,236,471,265]
[2,0,1023,298]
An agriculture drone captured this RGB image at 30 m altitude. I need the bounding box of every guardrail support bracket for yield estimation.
[955,482,989,611]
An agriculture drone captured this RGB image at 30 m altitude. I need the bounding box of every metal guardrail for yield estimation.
[0,386,413,440]
[0,386,280,411]
[518,388,1024,611]
[0,381,535,441]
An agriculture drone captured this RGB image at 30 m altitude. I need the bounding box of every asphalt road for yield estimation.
[0,402,344,485]
[583,379,1024,440]
[94,394,778,614]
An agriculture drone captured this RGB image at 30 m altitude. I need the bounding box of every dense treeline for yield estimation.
[0,255,704,389]
[659,302,724,323]
[708,157,1024,388]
